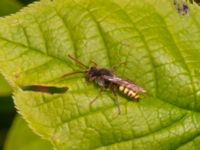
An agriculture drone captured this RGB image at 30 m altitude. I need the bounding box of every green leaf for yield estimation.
[0,0,23,17]
[0,0,23,96]
[4,116,52,150]
[0,74,11,96]
[0,0,200,149]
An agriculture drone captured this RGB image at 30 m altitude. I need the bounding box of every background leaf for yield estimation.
[4,115,53,150]
[18,0,36,5]
[0,74,12,96]
[0,0,22,17]
[0,0,200,149]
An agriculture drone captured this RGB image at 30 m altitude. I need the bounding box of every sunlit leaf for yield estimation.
[0,0,200,149]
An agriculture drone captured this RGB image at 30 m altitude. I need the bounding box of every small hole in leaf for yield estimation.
[21,85,68,94]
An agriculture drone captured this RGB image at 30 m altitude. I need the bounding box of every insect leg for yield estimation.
[110,85,121,114]
[111,61,127,71]
[90,88,104,105]
[89,60,97,66]
[68,55,88,69]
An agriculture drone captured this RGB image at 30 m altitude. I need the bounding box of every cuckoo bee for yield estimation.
[63,55,146,114]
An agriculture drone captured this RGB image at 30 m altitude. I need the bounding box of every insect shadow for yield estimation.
[62,55,146,114]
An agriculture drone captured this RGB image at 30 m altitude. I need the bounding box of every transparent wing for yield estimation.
[102,75,146,93]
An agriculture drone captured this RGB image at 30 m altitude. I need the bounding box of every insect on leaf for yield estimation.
[0,0,200,150]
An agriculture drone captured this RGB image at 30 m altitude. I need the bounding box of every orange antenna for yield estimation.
[68,55,88,69]
[62,70,86,78]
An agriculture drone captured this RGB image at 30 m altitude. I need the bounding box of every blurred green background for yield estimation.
[0,1,37,149]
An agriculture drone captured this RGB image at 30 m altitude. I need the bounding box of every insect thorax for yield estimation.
[86,67,113,88]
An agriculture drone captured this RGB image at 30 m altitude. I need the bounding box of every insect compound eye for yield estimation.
[88,67,97,76]
[90,66,97,72]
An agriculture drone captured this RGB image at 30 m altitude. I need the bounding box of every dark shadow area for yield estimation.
[18,0,38,5]
[0,96,16,150]
[190,0,200,4]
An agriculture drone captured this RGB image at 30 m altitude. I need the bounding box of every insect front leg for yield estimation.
[110,85,121,114]
[89,60,97,66]
[111,61,127,72]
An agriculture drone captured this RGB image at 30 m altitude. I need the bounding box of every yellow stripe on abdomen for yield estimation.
[124,88,129,94]
[127,91,136,97]
[119,86,124,91]
[119,85,139,100]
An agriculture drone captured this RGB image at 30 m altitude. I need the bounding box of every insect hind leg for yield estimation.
[110,85,121,114]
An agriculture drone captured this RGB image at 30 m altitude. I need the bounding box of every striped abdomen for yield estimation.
[119,85,140,100]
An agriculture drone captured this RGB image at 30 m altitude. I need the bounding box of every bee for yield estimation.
[63,55,146,114]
